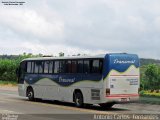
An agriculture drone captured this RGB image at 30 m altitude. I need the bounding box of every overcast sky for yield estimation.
[0,0,160,59]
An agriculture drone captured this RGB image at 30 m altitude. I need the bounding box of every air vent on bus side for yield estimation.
[91,89,100,100]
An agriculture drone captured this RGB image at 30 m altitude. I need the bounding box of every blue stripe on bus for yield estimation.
[24,74,102,86]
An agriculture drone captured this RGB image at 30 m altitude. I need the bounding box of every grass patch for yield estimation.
[138,90,160,104]
[0,80,17,86]
[140,90,160,98]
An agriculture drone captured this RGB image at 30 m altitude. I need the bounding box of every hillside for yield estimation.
[0,55,19,59]
[140,58,160,66]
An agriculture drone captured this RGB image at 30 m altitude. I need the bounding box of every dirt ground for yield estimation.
[0,85,17,91]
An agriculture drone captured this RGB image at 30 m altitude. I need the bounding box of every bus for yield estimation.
[16,53,140,108]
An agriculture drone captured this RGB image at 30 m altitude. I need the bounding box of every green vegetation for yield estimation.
[140,63,160,101]
[140,58,160,66]
[140,64,160,90]
[0,53,36,85]
[140,90,160,98]
[0,80,17,86]
[0,59,19,82]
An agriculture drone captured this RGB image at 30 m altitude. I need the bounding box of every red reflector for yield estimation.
[106,88,110,95]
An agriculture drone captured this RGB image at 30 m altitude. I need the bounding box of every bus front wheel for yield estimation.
[74,92,84,107]
[27,88,34,101]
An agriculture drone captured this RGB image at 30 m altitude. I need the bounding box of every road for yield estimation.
[0,86,160,120]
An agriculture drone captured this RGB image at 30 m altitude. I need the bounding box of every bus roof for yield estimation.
[22,54,105,61]
[22,53,138,61]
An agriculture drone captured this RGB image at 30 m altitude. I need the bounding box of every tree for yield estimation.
[77,53,81,56]
[144,64,159,90]
[59,52,64,57]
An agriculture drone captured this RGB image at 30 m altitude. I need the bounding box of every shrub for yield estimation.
[140,90,160,98]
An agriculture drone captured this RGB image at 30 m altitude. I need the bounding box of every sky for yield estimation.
[0,0,160,59]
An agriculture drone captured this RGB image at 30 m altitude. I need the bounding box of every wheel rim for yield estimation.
[28,90,33,100]
[75,94,82,107]
[76,97,80,106]
[28,91,32,98]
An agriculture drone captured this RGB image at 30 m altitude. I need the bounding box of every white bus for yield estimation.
[17,53,140,108]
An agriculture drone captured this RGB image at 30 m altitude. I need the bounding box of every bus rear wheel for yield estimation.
[74,92,84,107]
[27,88,34,101]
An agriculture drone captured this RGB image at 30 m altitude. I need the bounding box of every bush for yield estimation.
[0,59,19,82]
[0,55,32,82]
[0,54,39,83]
[140,90,160,98]
[141,64,160,90]
[139,90,145,95]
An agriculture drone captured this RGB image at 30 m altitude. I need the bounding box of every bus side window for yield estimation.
[34,61,39,74]
[92,60,100,73]
[77,60,83,73]
[31,62,34,73]
[44,61,49,73]
[66,60,72,73]
[54,61,59,73]
[84,60,90,74]
[39,61,44,74]
[18,61,27,84]
[27,62,32,73]
[71,60,77,73]
[59,61,66,73]
[48,61,53,74]
[99,59,103,74]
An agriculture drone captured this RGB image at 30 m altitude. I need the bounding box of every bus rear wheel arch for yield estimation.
[26,86,35,101]
[73,90,84,107]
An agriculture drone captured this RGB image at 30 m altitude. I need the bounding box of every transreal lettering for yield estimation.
[114,59,135,64]
[59,77,75,83]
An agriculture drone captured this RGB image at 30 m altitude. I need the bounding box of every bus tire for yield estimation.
[74,92,84,107]
[27,87,34,101]
[99,103,114,109]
